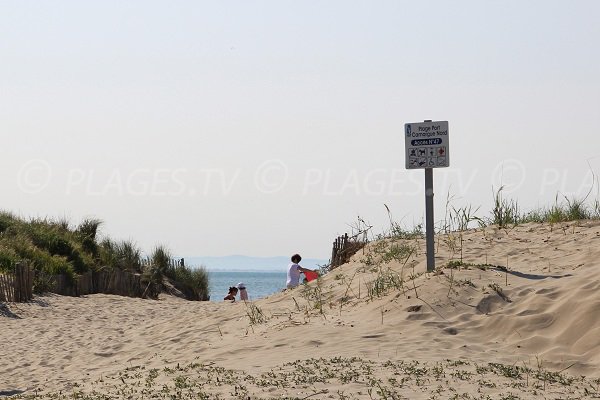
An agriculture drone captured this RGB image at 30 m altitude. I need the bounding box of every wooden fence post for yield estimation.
[27,265,33,300]
[5,263,34,302]
[331,240,337,268]
[0,272,13,301]
[329,232,367,271]
[14,264,22,302]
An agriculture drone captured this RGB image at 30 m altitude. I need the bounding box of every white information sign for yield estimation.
[404,121,450,169]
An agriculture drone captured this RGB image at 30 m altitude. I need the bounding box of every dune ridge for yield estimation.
[1,221,600,398]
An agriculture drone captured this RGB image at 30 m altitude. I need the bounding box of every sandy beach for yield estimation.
[2,221,600,399]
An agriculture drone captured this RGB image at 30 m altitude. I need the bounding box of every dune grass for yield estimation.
[328,188,600,277]
[489,187,600,227]
[0,211,209,300]
[145,245,210,301]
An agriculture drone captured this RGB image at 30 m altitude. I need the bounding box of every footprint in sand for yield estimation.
[442,327,459,335]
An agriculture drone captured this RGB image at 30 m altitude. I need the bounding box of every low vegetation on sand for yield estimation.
[11,357,599,399]
[0,211,208,300]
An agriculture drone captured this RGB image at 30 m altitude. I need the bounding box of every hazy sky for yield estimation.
[2,1,599,259]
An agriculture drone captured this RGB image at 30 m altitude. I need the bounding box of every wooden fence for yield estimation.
[45,258,188,298]
[330,233,367,270]
[0,257,203,302]
[47,269,152,298]
[0,263,34,302]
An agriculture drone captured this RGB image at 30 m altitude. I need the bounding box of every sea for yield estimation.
[207,270,287,301]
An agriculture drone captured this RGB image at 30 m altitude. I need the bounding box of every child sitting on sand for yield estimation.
[237,282,248,301]
[224,286,238,301]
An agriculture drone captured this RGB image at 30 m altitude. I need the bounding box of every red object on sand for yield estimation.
[304,270,319,282]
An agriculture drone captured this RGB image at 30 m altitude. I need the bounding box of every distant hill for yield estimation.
[181,255,328,272]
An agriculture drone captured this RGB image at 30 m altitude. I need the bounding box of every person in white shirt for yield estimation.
[286,254,313,289]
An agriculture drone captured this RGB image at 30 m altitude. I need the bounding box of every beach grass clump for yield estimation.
[386,223,424,240]
[75,218,102,256]
[245,301,268,325]
[488,283,511,302]
[164,264,210,301]
[380,242,415,264]
[98,238,143,272]
[491,186,523,228]
[366,267,404,300]
[362,240,416,268]
[380,204,424,241]
[564,197,589,221]
[149,245,171,277]
[116,240,142,271]
[442,200,483,264]
[301,277,327,314]
[143,245,210,301]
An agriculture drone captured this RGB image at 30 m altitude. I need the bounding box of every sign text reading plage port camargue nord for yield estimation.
[404,121,450,169]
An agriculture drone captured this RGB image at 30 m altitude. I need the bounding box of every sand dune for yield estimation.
[1,221,600,398]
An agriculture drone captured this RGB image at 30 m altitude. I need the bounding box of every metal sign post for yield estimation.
[404,120,450,272]
[425,167,435,271]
